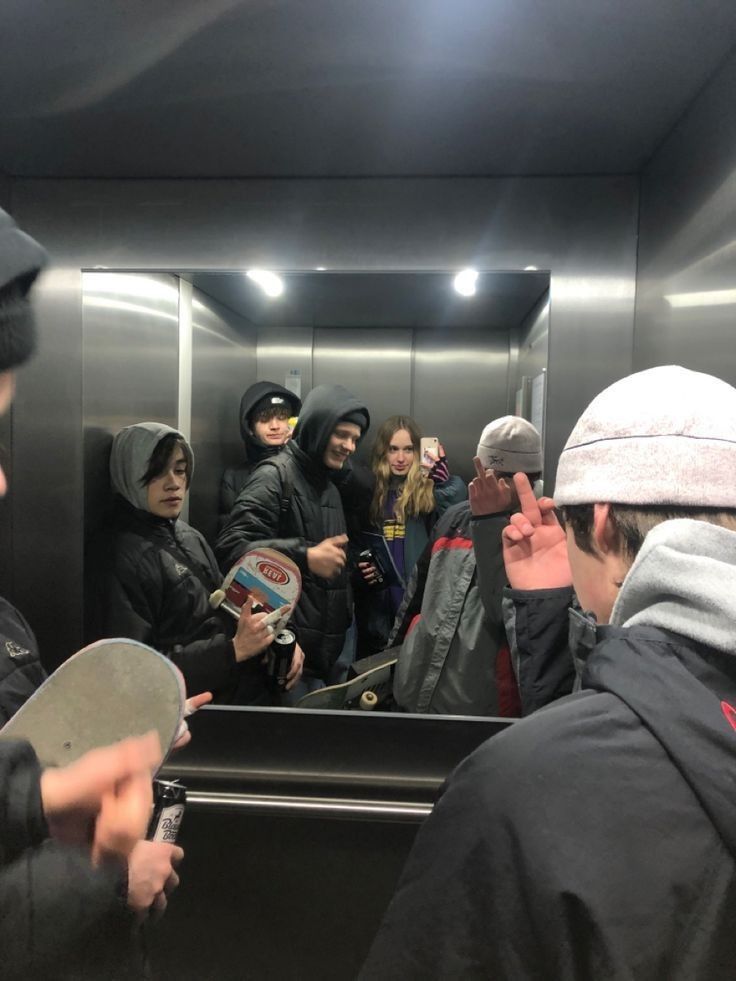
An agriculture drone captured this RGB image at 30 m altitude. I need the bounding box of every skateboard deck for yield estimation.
[211,547,302,634]
[0,638,186,768]
[295,659,397,711]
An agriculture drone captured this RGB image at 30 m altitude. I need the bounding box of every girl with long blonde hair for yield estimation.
[358,415,466,653]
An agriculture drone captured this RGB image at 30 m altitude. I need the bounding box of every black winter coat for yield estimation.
[0,596,46,725]
[0,739,137,980]
[361,622,736,979]
[95,499,263,701]
[216,384,369,679]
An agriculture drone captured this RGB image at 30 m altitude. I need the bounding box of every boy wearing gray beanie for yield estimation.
[390,415,542,716]
[361,365,736,980]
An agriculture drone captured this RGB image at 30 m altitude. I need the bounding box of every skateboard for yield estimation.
[210,547,302,634]
[0,638,186,769]
[295,658,397,711]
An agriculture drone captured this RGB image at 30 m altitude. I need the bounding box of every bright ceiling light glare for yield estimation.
[453,268,478,297]
[665,289,736,308]
[524,265,538,271]
[246,268,284,298]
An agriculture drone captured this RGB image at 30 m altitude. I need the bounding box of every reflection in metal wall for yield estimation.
[189,289,256,545]
[10,176,638,659]
[256,327,313,405]
[413,329,510,482]
[635,48,736,381]
[81,272,179,545]
[313,327,413,462]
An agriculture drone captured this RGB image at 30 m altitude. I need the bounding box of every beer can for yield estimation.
[148,779,187,843]
[268,628,296,689]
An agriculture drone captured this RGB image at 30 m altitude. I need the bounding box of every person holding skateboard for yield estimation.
[0,206,182,979]
[94,422,303,703]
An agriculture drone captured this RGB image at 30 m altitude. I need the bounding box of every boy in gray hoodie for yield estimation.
[361,365,736,980]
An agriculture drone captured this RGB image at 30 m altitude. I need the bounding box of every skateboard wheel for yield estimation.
[359,690,378,711]
[209,589,226,610]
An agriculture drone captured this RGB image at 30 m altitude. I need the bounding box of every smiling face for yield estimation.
[323,421,361,470]
[146,446,188,519]
[386,428,415,476]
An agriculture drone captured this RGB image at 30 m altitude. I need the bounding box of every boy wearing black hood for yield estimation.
[219,381,301,526]
[216,383,369,686]
[361,365,736,980]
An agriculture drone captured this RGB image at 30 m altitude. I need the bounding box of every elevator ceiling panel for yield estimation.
[2,0,736,178]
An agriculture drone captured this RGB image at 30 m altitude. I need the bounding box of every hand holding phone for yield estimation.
[419,436,440,470]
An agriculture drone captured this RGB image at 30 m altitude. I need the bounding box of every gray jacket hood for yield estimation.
[110,422,193,512]
[611,518,736,654]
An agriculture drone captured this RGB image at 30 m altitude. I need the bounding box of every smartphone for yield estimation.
[420,436,440,467]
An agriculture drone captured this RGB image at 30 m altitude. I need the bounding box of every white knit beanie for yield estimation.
[555,365,736,506]
[476,415,543,473]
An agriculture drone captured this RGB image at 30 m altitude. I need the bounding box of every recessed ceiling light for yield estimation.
[246,268,284,298]
[453,268,478,297]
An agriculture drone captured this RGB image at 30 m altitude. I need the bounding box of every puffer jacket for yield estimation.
[216,384,370,680]
[0,597,46,726]
[219,380,301,526]
[94,498,263,701]
[391,501,520,716]
[0,739,135,981]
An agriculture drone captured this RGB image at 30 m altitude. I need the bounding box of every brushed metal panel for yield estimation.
[313,327,413,461]
[412,329,510,483]
[189,288,256,546]
[635,48,736,383]
[256,326,313,399]
[82,272,179,550]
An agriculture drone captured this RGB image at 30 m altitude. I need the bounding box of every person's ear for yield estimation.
[591,503,617,555]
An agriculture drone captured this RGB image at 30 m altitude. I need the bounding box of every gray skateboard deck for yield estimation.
[295,659,397,711]
[0,638,186,768]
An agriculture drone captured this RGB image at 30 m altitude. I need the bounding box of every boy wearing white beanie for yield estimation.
[361,365,736,980]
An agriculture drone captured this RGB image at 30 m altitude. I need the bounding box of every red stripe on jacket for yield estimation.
[431,535,473,555]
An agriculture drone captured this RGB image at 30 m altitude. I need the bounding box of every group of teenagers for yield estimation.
[91,369,537,715]
[3,204,736,979]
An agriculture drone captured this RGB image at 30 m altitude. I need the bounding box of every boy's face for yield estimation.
[564,504,626,624]
[252,409,290,447]
[323,422,361,470]
[147,447,188,519]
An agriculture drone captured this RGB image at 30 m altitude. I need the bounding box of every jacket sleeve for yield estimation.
[0,841,127,981]
[215,464,309,575]
[469,512,511,630]
[502,585,575,715]
[103,551,237,698]
[0,603,47,726]
[432,474,467,515]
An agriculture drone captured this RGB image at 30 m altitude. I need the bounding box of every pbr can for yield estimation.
[268,628,296,689]
[148,779,186,843]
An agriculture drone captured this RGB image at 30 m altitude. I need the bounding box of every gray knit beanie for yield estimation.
[476,415,543,473]
[555,365,736,506]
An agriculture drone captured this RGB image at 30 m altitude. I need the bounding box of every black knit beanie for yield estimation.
[0,208,47,371]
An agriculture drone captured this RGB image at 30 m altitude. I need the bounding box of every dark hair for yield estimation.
[0,278,37,372]
[252,405,291,424]
[140,434,192,488]
[562,502,736,564]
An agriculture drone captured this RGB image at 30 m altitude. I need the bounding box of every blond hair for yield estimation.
[370,416,435,526]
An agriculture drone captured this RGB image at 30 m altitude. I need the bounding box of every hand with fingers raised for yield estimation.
[502,473,573,590]
[468,456,515,516]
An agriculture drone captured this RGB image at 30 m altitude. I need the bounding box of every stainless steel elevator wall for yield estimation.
[8,175,638,659]
[189,288,257,546]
